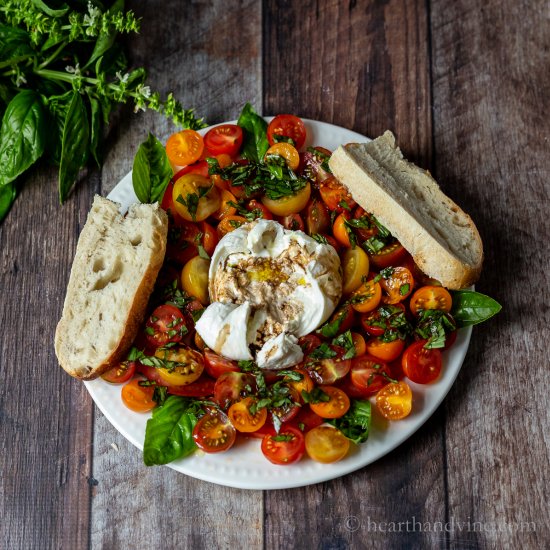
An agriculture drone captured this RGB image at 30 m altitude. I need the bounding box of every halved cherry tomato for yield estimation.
[214,372,256,410]
[228,397,268,433]
[281,213,305,231]
[350,332,367,356]
[305,425,350,463]
[409,285,453,316]
[145,304,187,348]
[285,368,314,395]
[376,381,413,420]
[204,124,243,157]
[261,182,311,216]
[261,426,305,465]
[271,386,301,424]
[266,142,300,170]
[353,207,378,241]
[360,303,407,337]
[319,175,356,211]
[166,129,204,167]
[288,407,324,432]
[305,357,351,385]
[380,267,414,304]
[193,410,236,453]
[267,114,306,149]
[342,246,370,294]
[201,221,218,254]
[217,215,246,237]
[350,280,382,313]
[300,147,332,183]
[365,337,405,362]
[194,332,206,350]
[443,330,458,350]
[101,361,136,384]
[135,364,215,397]
[332,213,352,247]
[213,189,237,220]
[121,379,156,413]
[203,350,240,378]
[322,234,341,252]
[350,355,392,397]
[247,199,273,220]
[305,197,330,235]
[166,220,216,266]
[181,256,210,305]
[154,346,204,385]
[309,386,350,419]
[320,303,355,336]
[402,340,443,384]
[299,334,323,355]
[369,242,407,269]
[172,174,221,221]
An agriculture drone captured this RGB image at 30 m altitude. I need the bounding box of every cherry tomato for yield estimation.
[214,372,256,410]
[266,142,300,170]
[181,256,210,305]
[167,376,215,397]
[281,213,305,231]
[267,114,306,149]
[350,280,382,313]
[409,285,453,316]
[360,303,407,337]
[402,340,443,384]
[203,349,240,378]
[227,397,268,433]
[145,304,187,348]
[350,355,392,397]
[121,379,156,413]
[350,332,367,356]
[166,220,216,266]
[305,197,330,235]
[443,330,458,350]
[305,357,351,385]
[172,173,221,221]
[300,147,332,183]
[201,221,218,254]
[271,386,301,424]
[213,189,237,220]
[309,386,350,419]
[154,346,205,385]
[261,182,311,216]
[285,368,314,395]
[369,242,407,269]
[365,337,405,362]
[288,407,324,432]
[305,425,350,463]
[247,199,273,220]
[353,207,378,241]
[319,175,356,211]
[204,124,243,156]
[342,246,370,294]
[332,213,352,247]
[261,426,305,465]
[101,361,136,384]
[166,129,204,167]
[217,215,246,237]
[321,303,355,336]
[299,334,323,355]
[193,410,236,453]
[380,267,414,304]
[376,380,413,420]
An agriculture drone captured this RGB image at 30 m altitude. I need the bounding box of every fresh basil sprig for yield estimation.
[329,399,372,444]
[451,290,502,328]
[237,102,269,163]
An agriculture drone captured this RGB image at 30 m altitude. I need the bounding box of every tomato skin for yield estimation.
[299,334,323,355]
[300,147,332,184]
[101,361,136,384]
[360,303,407,337]
[203,349,240,378]
[305,357,351,385]
[409,285,453,316]
[341,246,370,295]
[286,368,314,395]
[365,337,405,362]
[166,129,204,167]
[261,426,305,465]
[214,372,257,410]
[134,363,215,396]
[267,114,306,149]
[305,197,330,235]
[227,397,268,433]
[350,280,382,313]
[332,213,352,247]
[350,332,367,356]
[181,256,210,305]
[172,173,221,222]
[204,124,243,156]
[319,175,356,212]
[266,142,300,170]
[121,379,156,413]
[376,380,413,420]
[380,267,414,304]
[369,242,407,269]
[271,386,301,424]
[309,386,351,419]
[217,215,246,237]
[305,425,350,464]
[154,346,205,385]
[193,410,236,453]
[261,182,311,216]
[402,340,443,384]
[350,355,392,397]
[281,213,305,231]
[145,304,188,348]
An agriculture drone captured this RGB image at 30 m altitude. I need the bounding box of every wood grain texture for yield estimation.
[431,0,550,547]
[91,1,263,548]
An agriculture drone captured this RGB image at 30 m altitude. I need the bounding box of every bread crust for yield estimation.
[329,131,483,289]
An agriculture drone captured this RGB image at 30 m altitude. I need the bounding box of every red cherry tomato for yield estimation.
[214,372,257,410]
[261,426,305,465]
[319,175,356,212]
[193,410,236,453]
[267,114,306,149]
[288,407,324,432]
[305,197,330,235]
[369,242,408,269]
[135,364,215,397]
[402,340,443,384]
[281,213,305,231]
[247,199,273,220]
[360,304,407,337]
[300,147,332,184]
[271,386,301,424]
[204,124,243,156]
[145,304,188,348]
[101,361,136,384]
[350,355,393,397]
[298,334,323,355]
[320,303,355,336]
[203,350,241,378]
[305,357,351,385]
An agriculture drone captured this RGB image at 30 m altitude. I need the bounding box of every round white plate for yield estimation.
[84,118,472,490]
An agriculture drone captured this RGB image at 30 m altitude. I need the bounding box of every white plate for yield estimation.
[84,119,472,490]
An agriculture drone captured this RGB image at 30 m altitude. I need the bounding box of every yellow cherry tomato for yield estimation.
[305,425,351,463]
[261,182,311,216]
[227,397,268,433]
[342,247,370,294]
[376,381,413,420]
[166,129,204,166]
[286,368,314,396]
[350,279,382,313]
[154,347,205,386]
[265,143,300,170]
[181,256,210,305]
[172,173,221,221]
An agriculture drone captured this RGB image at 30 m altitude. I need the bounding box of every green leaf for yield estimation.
[237,103,269,163]
[31,0,70,17]
[58,91,90,202]
[132,133,172,204]
[143,396,198,466]
[44,90,73,166]
[0,182,17,223]
[0,90,46,187]
[451,290,502,328]
[0,25,35,69]
[88,95,102,167]
[329,399,371,444]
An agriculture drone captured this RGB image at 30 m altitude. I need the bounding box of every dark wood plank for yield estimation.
[90,1,264,547]
[431,0,550,547]
[0,166,97,549]
[263,2,445,548]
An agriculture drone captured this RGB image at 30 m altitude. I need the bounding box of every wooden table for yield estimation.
[1,1,548,548]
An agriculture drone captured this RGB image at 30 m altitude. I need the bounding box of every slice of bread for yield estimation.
[55,195,168,380]
[329,131,483,289]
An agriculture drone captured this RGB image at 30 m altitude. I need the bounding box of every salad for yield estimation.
[100,104,500,467]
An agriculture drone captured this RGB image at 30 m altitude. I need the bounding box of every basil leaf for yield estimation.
[451,290,502,328]
[237,103,269,163]
[0,25,34,69]
[45,90,72,166]
[328,399,371,444]
[0,182,17,223]
[143,396,198,466]
[0,90,46,187]
[132,132,172,204]
[31,0,70,17]
[58,91,89,202]
[88,95,102,167]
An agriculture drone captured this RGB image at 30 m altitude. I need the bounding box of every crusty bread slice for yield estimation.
[55,195,168,380]
[329,131,483,289]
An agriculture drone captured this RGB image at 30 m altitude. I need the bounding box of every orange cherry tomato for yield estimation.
[350,280,382,313]
[380,266,414,304]
[365,337,405,362]
[121,379,156,413]
[309,386,351,419]
[154,346,205,386]
[261,426,305,465]
[332,213,352,247]
[409,285,453,316]
[201,221,218,255]
[215,153,233,168]
[227,397,268,433]
[305,425,350,463]
[286,368,314,395]
[172,173,221,221]
[166,129,204,166]
[266,142,300,170]
[319,175,356,212]
[217,215,247,237]
[402,340,443,384]
[267,114,306,149]
[376,381,413,420]
[350,332,367,356]
[214,189,237,220]
[261,182,311,216]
